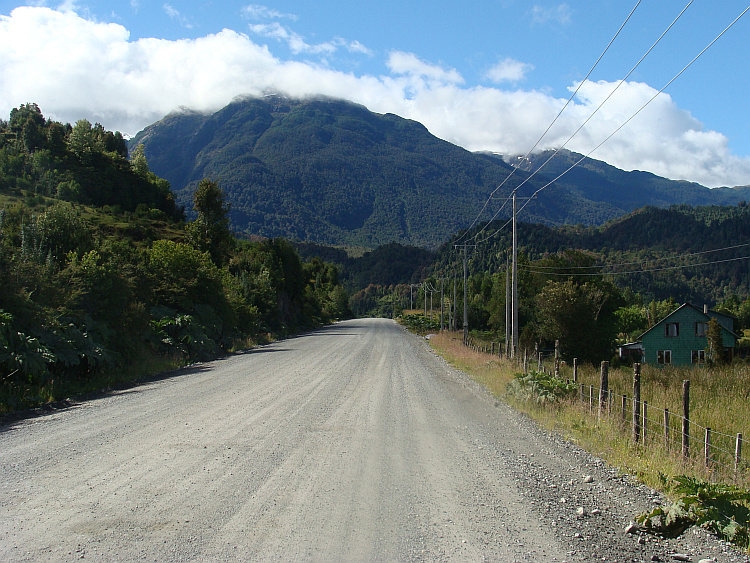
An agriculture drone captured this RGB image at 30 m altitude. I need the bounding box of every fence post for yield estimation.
[598,361,609,419]
[682,380,690,459]
[664,408,670,451]
[537,343,542,372]
[580,383,586,404]
[589,384,594,414]
[736,433,743,482]
[554,340,560,378]
[704,427,712,474]
[643,401,648,444]
[633,363,641,443]
[622,395,628,426]
[573,358,578,383]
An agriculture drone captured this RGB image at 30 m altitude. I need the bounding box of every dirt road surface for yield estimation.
[1,319,747,562]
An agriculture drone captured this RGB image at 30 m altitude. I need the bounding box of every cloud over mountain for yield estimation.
[1,6,749,188]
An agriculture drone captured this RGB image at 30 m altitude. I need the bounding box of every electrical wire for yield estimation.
[504,0,695,204]
[450,6,750,300]
[453,0,644,245]
[519,253,750,277]
[469,4,750,247]
[524,242,750,270]
[514,5,750,221]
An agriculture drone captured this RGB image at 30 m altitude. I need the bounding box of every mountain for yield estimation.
[426,204,750,305]
[130,94,750,249]
[507,149,750,209]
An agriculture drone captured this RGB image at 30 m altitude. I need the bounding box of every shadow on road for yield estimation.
[0,320,377,431]
[0,363,214,432]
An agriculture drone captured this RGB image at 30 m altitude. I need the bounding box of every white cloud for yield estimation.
[241,4,297,21]
[1,6,748,188]
[163,4,193,29]
[386,51,464,84]
[485,57,533,84]
[531,3,572,26]
[248,21,370,57]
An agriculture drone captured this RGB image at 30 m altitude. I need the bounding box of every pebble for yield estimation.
[583,475,594,483]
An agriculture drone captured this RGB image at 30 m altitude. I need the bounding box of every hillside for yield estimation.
[131,94,750,249]
[429,204,750,305]
[131,95,750,249]
[0,104,351,413]
[508,148,750,208]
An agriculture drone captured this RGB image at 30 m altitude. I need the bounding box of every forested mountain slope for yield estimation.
[130,94,750,249]
[430,204,750,304]
[509,148,750,208]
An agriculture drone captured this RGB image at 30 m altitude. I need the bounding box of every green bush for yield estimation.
[637,476,750,548]
[505,370,577,405]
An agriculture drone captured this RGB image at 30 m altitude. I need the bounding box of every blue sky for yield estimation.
[1,0,749,187]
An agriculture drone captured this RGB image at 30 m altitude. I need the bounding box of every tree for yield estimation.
[186,179,233,266]
[706,317,724,365]
[535,279,622,364]
[68,119,103,162]
[129,144,150,179]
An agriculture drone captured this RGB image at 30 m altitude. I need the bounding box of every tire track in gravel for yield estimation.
[1,318,747,562]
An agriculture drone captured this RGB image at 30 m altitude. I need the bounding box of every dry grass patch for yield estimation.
[428,332,750,492]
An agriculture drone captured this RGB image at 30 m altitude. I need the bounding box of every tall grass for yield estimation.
[429,331,750,491]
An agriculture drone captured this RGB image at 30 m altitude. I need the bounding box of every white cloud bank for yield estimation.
[1,6,749,188]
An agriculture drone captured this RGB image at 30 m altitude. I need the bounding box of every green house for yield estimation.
[639,303,738,366]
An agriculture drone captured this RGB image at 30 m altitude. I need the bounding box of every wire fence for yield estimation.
[578,380,746,485]
[461,336,748,487]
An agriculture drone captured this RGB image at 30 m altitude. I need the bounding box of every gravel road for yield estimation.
[1,318,747,562]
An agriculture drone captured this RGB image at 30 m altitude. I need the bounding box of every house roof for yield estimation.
[637,303,740,341]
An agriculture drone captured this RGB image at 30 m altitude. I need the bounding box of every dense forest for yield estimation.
[5,101,750,414]
[336,205,750,364]
[0,104,350,413]
[131,95,750,249]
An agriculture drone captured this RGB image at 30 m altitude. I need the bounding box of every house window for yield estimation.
[657,350,672,365]
[664,323,679,337]
[695,322,708,337]
[692,350,706,364]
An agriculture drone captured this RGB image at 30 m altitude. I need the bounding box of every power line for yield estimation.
[514,4,750,221]
[467,3,749,248]
[525,242,750,271]
[454,0,644,245]
[520,254,750,277]
[504,0,695,202]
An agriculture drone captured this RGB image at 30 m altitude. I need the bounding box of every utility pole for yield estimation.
[505,256,510,357]
[511,192,519,358]
[440,278,444,330]
[430,284,434,320]
[463,245,468,344]
[452,270,456,331]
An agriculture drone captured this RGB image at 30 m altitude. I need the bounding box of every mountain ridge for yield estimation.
[130,94,750,248]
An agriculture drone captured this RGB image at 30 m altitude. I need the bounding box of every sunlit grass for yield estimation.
[429,331,750,492]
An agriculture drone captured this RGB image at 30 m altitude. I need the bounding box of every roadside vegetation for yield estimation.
[0,104,351,415]
[423,328,750,550]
